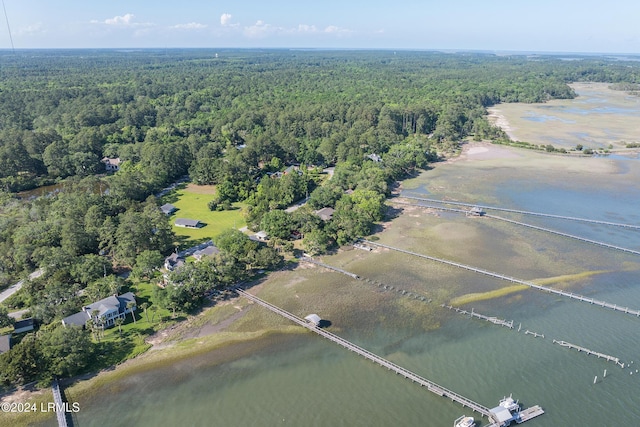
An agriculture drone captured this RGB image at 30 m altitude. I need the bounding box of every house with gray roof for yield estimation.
[62,292,136,328]
[193,243,220,261]
[175,218,201,228]
[160,203,177,215]
[164,252,185,271]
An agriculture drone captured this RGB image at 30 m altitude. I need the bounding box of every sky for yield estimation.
[1,0,639,53]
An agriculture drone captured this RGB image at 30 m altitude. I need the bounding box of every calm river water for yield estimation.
[55,149,640,427]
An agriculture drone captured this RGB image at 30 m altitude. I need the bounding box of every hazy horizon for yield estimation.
[1,1,639,54]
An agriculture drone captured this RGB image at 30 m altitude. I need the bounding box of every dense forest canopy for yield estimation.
[1,49,639,387]
[2,49,638,194]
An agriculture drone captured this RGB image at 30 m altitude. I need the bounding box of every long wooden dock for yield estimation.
[363,240,640,318]
[485,214,640,256]
[235,288,502,425]
[51,379,69,427]
[442,305,514,329]
[300,257,360,279]
[300,256,433,303]
[552,339,625,368]
[392,199,640,256]
[402,194,640,230]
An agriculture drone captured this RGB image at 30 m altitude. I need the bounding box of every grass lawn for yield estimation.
[162,184,247,246]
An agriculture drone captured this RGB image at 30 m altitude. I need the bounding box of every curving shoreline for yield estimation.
[3,140,639,426]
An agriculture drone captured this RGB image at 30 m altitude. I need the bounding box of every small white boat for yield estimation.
[453,415,476,427]
[499,395,520,413]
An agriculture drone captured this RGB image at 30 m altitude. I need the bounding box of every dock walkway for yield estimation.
[299,257,359,279]
[363,240,640,318]
[235,288,500,425]
[485,214,640,256]
[442,305,514,329]
[402,195,640,230]
[51,379,69,427]
[552,340,625,368]
[391,199,640,256]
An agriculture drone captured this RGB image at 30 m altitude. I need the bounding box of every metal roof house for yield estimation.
[175,218,201,228]
[160,203,177,215]
[62,292,136,328]
[13,318,35,334]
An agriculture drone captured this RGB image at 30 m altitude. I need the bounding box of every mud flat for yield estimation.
[488,82,640,149]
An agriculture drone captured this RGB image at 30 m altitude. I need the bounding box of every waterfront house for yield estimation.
[61,292,136,328]
[101,157,121,172]
[175,218,201,228]
[160,203,177,215]
[13,318,35,334]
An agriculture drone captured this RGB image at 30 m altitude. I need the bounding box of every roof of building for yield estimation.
[164,252,185,271]
[160,203,177,215]
[62,293,136,327]
[314,207,335,221]
[249,230,268,242]
[193,244,220,259]
[175,218,201,228]
[61,311,90,328]
[0,335,11,353]
[304,314,322,325]
[489,406,514,424]
[101,157,121,166]
[13,318,34,332]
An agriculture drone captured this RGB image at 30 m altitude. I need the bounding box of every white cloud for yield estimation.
[91,14,152,28]
[105,13,135,26]
[171,22,208,30]
[240,18,353,39]
[323,25,352,35]
[220,13,233,26]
